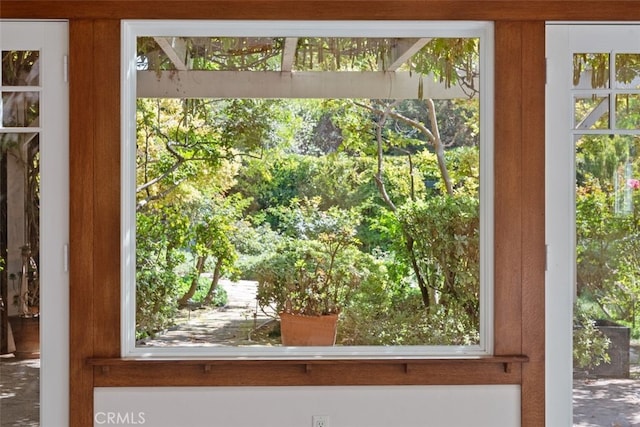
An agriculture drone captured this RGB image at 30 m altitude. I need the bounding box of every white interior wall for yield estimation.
[95,385,520,427]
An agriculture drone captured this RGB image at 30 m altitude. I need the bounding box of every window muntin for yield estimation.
[573,52,640,132]
[122,21,494,359]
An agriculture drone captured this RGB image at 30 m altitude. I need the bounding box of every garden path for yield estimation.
[138,279,276,347]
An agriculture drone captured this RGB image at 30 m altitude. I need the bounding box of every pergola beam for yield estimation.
[384,38,432,71]
[153,36,189,71]
[137,70,475,99]
[575,97,608,130]
[281,37,299,72]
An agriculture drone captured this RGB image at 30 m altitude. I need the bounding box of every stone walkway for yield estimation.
[573,374,640,427]
[138,279,277,347]
[573,344,640,427]
[0,356,39,427]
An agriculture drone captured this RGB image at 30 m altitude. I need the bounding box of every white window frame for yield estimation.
[121,20,494,359]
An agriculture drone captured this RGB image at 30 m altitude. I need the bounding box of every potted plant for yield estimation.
[255,204,367,346]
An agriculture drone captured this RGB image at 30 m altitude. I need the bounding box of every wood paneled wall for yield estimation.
[0,1,595,425]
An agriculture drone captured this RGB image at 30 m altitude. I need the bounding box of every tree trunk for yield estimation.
[203,258,223,306]
[372,106,430,309]
[177,255,207,307]
[425,98,454,196]
[404,234,430,309]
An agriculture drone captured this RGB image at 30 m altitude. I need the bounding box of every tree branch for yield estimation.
[371,100,401,213]
[356,99,454,196]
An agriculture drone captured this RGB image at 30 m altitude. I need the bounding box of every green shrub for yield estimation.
[255,202,366,315]
[398,194,480,335]
[136,207,188,339]
[573,302,610,370]
[338,252,479,346]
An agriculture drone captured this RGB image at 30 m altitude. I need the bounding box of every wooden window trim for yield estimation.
[0,2,554,425]
[88,356,529,387]
[65,16,543,423]
[120,19,496,360]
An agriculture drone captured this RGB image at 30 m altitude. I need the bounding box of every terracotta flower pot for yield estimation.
[279,312,338,346]
[8,315,40,359]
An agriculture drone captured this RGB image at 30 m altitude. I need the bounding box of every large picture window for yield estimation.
[122,20,494,358]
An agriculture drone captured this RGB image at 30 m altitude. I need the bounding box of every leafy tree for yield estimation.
[333,96,480,312]
[136,98,275,210]
[135,97,277,333]
[398,195,479,330]
[576,134,640,336]
[136,205,189,338]
[177,194,248,308]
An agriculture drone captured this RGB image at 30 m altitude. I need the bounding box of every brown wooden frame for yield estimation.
[2,1,607,425]
[3,1,640,21]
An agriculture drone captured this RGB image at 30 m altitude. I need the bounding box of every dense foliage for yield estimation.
[570,54,640,369]
[134,94,483,344]
[576,134,640,341]
[255,200,367,315]
[133,35,488,344]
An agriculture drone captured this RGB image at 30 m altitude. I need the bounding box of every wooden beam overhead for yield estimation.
[281,37,299,72]
[153,36,189,71]
[137,70,475,99]
[4,1,640,21]
[384,38,431,71]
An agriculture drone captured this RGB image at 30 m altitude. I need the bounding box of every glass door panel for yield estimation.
[616,94,640,129]
[574,95,609,130]
[615,53,640,89]
[1,92,40,127]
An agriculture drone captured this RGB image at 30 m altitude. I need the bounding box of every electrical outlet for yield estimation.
[312,415,329,427]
